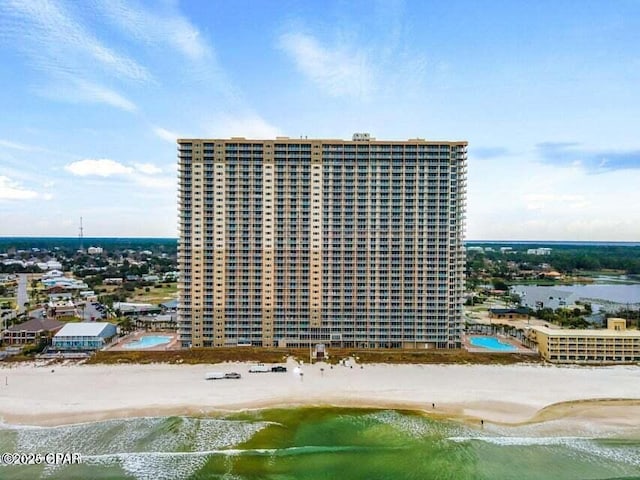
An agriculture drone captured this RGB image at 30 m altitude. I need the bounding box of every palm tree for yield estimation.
[118,316,134,335]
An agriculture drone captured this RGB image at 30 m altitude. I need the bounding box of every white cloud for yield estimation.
[278,32,374,98]
[153,127,180,143]
[64,159,133,177]
[64,159,172,190]
[95,0,210,61]
[134,163,162,175]
[0,176,41,200]
[208,113,282,139]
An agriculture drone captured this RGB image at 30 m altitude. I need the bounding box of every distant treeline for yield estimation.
[0,237,177,254]
[470,244,640,274]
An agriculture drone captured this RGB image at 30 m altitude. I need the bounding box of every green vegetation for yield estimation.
[467,243,640,278]
[88,347,539,365]
[88,348,293,365]
[0,237,177,254]
[129,283,177,304]
[21,338,48,355]
[0,298,15,309]
[533,308,590,329]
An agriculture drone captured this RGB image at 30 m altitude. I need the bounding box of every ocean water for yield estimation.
[1,408,639,480]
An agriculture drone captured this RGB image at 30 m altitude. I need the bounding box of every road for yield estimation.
[16,274,28,314]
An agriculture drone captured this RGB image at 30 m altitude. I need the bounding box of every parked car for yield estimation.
[271,366,287,372]
[224,372,241,379]
[248,364,271,373]
[205,372,225,380]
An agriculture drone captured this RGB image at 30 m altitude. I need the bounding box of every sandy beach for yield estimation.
[1,360,640,429]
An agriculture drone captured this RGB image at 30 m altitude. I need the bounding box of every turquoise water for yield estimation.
[123,335,173,349]
[1,408,639,479]
[469,336,518,352]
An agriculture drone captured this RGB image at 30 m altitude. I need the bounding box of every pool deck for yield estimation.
[463,334,535,354]
[107,331,180,351]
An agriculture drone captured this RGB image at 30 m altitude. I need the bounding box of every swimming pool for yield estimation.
[469,336,517,352]
[123,335,173,349]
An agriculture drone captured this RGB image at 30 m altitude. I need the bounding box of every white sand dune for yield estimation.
[1,360,640,429]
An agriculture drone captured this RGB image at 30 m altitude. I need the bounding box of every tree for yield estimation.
[491,278,509,291]
[117,316,134,334]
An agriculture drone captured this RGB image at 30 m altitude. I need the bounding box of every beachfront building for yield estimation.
[528,318,640,364]
[52,322,117,351]
[178,134,467,349]
[2,317,64,345]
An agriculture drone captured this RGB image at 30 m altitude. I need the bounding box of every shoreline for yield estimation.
[1,361,640,432]
[4,398,640,433]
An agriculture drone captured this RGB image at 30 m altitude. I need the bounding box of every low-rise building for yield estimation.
[36,260,63,271]
[47,299,78,319]
[489,307,530,320]
[511,286,575,310]
[2,317,64,345]
[52,322,117,351]
[528,318,640,364]
[135,313,176,331]
[527,247,552,255]
[113,302,161,316]
[41,276,88,290]
[0,274,17,286]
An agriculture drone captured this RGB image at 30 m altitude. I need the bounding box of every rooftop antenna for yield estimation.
[79,216,84,251]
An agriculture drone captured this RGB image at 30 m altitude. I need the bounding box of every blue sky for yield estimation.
[0,0,639,240]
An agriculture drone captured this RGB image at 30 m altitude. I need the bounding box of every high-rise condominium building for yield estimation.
[178,134,466,349]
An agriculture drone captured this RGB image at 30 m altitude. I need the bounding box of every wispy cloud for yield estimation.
[470,147,510,159]
[94,0,210,61]
[523,193,591,211]
[278,4,428,101]
[153,127,181,143]
[1,0,149,81]
[131,174,174,190]
[278,32,374,99]
[134,163,162,175]
[536,142,640,173]
[38,77,138,112]
[0,175,51,200]
[0,139,36,151]
[0,0,148,110]
[207,113,282,139]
